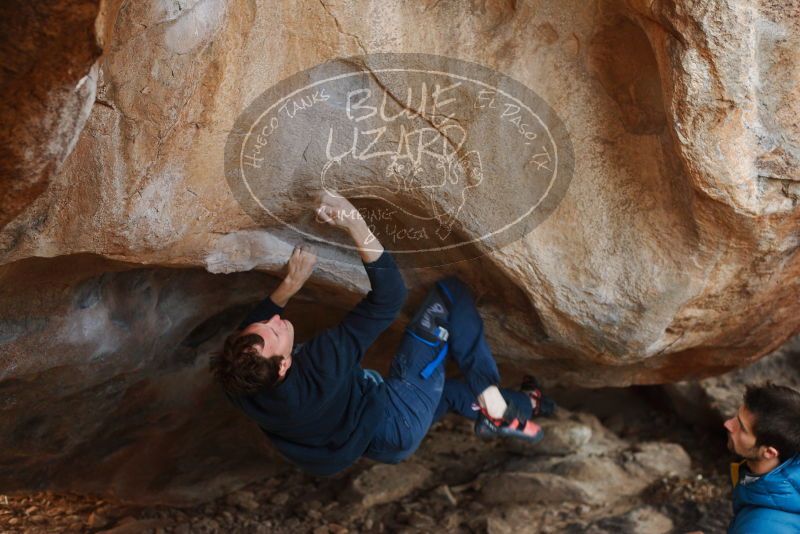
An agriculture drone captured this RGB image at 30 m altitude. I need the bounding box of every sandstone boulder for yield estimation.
[505,417,593,457]
[1,0,798,385]
[481,432,691,505]
[1,0,798,504]
[348,463,432,509]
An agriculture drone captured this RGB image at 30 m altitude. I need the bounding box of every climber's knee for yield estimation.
[407,283,451,344]
[435,275,473,307]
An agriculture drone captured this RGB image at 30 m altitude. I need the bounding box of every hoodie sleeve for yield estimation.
[303,249,408,376]
[238,296,285,329]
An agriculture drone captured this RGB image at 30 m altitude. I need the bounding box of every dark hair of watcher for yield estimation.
[209,332,284,395]
[745,382,800,462]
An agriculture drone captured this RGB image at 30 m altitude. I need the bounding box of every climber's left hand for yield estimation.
[283,243,317,291]
[269,244,317,307]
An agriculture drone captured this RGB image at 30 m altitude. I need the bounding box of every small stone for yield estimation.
[46,507,65,517]
[313,526,328,534]
[621,506,674,534]
[328,523,348,534]
[269,492,289,506]
[433,484,458,506]
[348,464,431,508]
[407,511,434,528]
[633,442,692,478]
[507,419,592,456]
[94,505,118,517]
[444,513,461,530]
[24,505,38,515]
[8,517,20,525]
[196,518,220,531]
[226,490,260,511]
[480,472,591,505]
[486,515,512,534]
[87,511,110,529]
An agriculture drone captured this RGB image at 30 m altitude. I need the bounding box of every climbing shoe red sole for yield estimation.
[474,408,545,444]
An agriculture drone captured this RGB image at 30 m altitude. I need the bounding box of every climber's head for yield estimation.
[724,382,800,464]
[210,314,294,395]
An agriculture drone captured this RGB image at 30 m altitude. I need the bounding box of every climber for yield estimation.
[724,382,800,533]
[210,191,555,476]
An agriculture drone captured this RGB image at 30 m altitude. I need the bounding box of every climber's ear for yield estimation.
[277,355,291,378]
[759,445,780,461]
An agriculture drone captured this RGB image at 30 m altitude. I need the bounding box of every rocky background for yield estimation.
[10,334,800,532]
[0,380,737,534]
[1,0,799,513]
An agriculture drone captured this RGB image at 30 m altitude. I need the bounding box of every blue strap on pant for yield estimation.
[406,328,449,379]
[419,280,455,379]
[422,342,449,379]
[405,279,455,380]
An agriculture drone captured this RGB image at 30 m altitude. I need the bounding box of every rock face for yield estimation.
[479,412,691,506]
[665,334,800,426]
[0,0,102,228]
[0,255,287,504]
[1,0,799,502]
[348,463,432,508]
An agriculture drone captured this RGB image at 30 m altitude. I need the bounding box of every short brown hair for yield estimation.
[745,382,800,462]
[210,331,284,395]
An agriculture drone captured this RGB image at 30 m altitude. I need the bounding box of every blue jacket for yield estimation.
[729,454,800,533]
[225,249,407,476]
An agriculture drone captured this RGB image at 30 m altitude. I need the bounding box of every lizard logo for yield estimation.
[225,53,573,268]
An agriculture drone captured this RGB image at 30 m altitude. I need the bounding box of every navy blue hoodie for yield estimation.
[225,250,407,476]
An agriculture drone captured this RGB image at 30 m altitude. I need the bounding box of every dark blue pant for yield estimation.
[364,276,532,463]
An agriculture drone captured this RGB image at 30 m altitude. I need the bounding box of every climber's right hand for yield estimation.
[315,191,362,232]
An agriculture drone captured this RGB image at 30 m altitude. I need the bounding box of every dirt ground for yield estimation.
[0,385,734,533]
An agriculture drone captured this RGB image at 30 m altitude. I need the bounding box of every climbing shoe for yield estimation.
[521,374,556,417]
[474,403,544,444]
